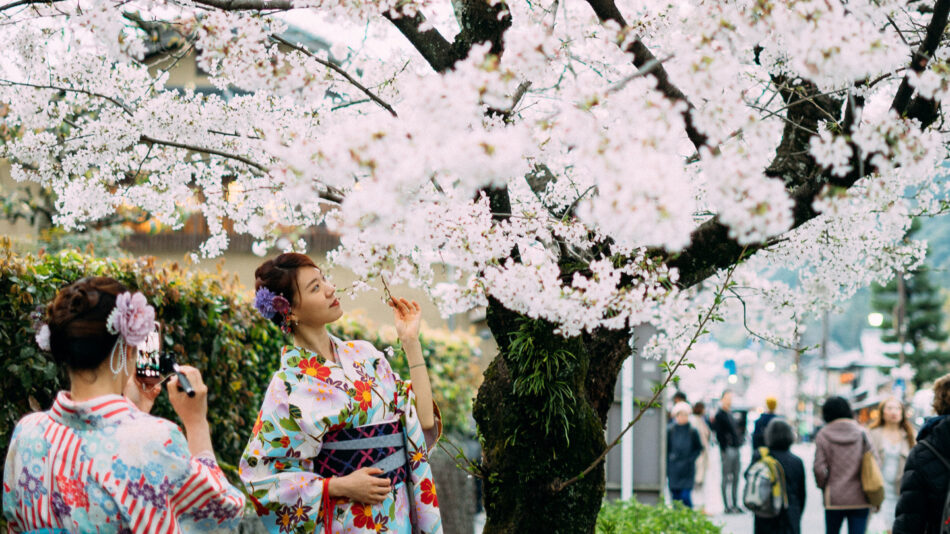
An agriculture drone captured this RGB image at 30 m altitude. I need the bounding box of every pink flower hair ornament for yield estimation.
[106,292,156,347]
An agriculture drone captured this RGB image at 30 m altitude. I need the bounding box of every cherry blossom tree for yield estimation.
[3,0,950,530]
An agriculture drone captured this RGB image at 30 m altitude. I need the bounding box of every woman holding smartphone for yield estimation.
[2,277,245,533]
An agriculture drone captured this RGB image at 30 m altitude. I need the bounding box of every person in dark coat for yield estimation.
[668,401,704,508]
[752,396,780,449]
[893,373,950,534]
[713,389,743,513]
[749,419,806,534]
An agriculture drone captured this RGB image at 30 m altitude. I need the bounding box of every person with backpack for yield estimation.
[893,374,950,534]
[814,396,875,534]
[667,401,704,508]
[745,419,806,534]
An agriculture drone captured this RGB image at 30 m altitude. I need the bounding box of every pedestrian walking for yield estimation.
[713,390,743,513]
[691,401,712,512]
[668,402,704,508]
[893,374,950,534]
[814,396,874,534]
[1,277,245,532]
[749,419,806,534]
[868,397,914,533]
[752,396,780,450]
[669,391,688,421]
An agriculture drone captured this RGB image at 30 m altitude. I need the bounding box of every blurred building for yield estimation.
[801,329,910,423]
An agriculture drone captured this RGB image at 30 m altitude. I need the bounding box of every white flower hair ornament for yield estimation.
[105,292,156,375]
[31,305,51,352]
[35,324,51,352]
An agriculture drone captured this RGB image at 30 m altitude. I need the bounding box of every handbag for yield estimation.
[861,434,886,507]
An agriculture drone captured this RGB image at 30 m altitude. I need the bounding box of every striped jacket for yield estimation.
[2,392,244,533]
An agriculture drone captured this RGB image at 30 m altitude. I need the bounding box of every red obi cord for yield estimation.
[322,477,336,533]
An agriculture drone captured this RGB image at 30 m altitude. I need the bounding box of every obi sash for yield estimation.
[314,420,408,486]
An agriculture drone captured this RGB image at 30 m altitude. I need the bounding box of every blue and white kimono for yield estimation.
[2,392,245,533]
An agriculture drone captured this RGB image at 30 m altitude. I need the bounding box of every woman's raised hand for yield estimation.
[167,365,208,429]
[389,297,421,341]
[330,467,392,505]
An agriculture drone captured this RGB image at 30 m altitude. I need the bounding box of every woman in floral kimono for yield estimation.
[2,277,245,533]
[240,253,443,534]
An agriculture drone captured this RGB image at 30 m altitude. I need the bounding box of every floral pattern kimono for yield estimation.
[2,392,245,534]
[240,336,443,534]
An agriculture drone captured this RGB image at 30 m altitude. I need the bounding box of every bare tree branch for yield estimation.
[139,134,266,171]
[386,0,511,74]
[487,80,531,122]
[138,135,344,203]
[892,0,950,114]
[583,0,709,151]
[2,0,291,12]
[383,10,458,73]
[0,0,64,13]
[190,0,292,10]
[0,79,134,115]
[270,34,398,117]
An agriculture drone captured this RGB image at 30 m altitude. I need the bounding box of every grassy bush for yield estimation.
[0,243,481,481]
[596,498,722,534]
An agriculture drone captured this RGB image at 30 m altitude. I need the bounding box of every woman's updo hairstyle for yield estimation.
[254,253,319,328]
[47,277,127,371]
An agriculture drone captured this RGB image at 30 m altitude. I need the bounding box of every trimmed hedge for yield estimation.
[596,498,723,534]
[0,243,481,480]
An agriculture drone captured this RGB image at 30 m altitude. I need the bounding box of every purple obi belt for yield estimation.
[313,420,408,486]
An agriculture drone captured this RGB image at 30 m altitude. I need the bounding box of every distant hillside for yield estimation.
[919,213,950,288]
[713,211,950,352]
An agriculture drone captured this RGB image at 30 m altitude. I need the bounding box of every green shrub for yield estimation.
[0,244,481,481]
[596,498,722,534]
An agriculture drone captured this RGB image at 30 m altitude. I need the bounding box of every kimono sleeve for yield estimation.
[239,374,329,532]
[371,345,442,451]
[2,415,39,533]
[122,421,245,534]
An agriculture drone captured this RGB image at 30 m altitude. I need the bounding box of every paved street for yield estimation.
[473,442,883,533]
[711,443,830,534]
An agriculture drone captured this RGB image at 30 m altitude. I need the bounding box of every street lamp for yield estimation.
[868,312,884,327]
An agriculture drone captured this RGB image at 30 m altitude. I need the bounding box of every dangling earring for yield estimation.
[281,316,298,334]
[110,338,128,375]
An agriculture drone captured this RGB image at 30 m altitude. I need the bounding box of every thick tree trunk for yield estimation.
[472,300,611,534]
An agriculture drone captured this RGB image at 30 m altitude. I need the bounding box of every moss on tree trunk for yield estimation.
[473,300,608,533]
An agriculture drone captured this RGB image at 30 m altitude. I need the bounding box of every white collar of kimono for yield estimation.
[49,391,136,429]
[281,334,347,369]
